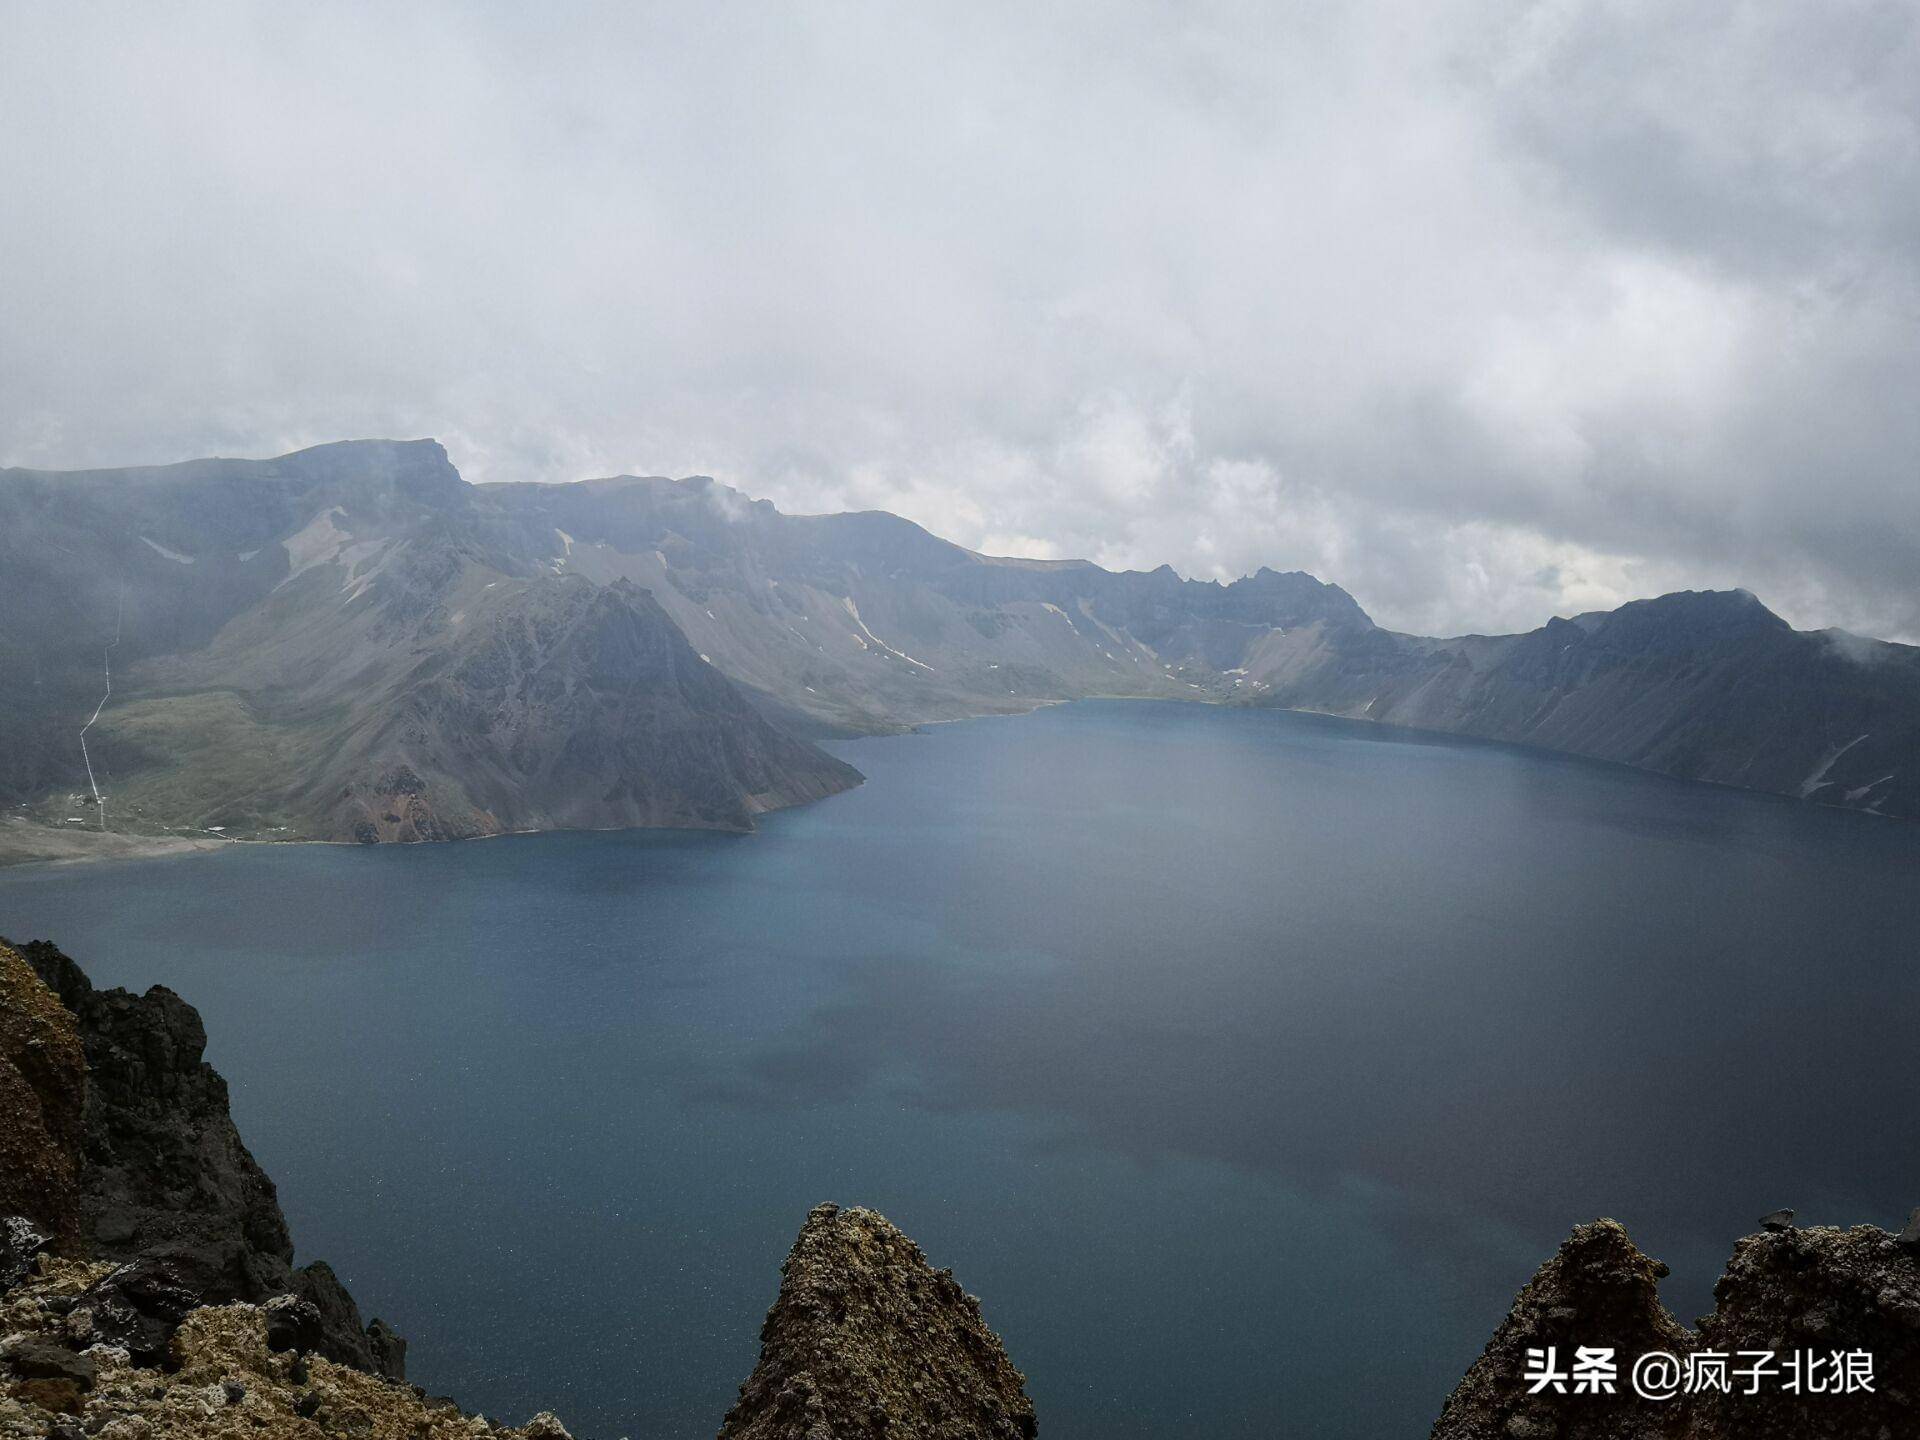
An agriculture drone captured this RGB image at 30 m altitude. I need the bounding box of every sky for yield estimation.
[2,1,1916,640]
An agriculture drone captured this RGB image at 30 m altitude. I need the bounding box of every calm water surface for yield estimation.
[2,701,1917,1438]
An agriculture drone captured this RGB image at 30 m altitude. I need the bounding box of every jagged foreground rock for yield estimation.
[0,938,573,1437]
[0,944,86,1255]
[721,1203,1037,1440]
[1434,1217,1920,1439]
[0,1271,570,1440]
[1434,1221,1689,1440]
[2,938,402,1379]
[0,1201,1035,1440]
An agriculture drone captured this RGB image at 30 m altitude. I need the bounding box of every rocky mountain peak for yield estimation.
[1433,1219,1690,1440]
[721,1203,1037,1440]
[274,438,471,523]
[1596,588,1791,649]
[1234,565,1375,628]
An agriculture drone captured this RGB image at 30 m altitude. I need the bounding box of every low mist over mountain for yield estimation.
[2,439,1914,856]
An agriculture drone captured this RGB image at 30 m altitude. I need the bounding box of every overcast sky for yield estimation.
[3,2,1916,639]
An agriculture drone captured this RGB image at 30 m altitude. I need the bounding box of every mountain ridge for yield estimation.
[2,438,1913,861]
[476,456,1917,818]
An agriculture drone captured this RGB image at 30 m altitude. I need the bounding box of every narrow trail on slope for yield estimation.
[78,587,124,831]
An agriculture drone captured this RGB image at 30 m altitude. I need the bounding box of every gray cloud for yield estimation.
[2,0,1915,639]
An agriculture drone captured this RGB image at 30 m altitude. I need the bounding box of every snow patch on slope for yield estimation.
[279,508,352,585]
[841,595,935,671]
[1800,734,1869,797]
[141,536,194,564]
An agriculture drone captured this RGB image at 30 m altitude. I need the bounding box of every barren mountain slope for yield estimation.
[0,441,858,850]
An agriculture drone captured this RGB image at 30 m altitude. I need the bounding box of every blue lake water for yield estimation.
[2,700,1917,1438]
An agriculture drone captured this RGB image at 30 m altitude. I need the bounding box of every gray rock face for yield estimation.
[1896,1207,1920,1251]
[1259,590,1920,821]
[0,1216,54,1292]
[313,573,861,842]
[721,1203,1037,1440]
[6,937,404,1379]
[290,1260,402,1378]
[19,939,294,1285]
[69,1256,204,1363]
[0,1336,97,1390]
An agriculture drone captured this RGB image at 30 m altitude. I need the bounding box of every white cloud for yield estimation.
[2,1,1915,639]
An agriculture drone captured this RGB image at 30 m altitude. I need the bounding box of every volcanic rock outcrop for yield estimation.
[721,1203,1037,1440]
[0,943,86,1254]
[1,938,400,1377]
[1433,1220,1693,1440]
[1434,1215,1920,1439]
[0,1269,570,1440]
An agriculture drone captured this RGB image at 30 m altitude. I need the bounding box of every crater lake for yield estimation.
[3,700,1916,1437]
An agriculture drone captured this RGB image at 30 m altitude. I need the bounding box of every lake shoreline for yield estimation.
[7,692,1908,871]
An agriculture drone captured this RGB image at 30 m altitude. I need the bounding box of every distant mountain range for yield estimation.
[2,438,1913,854]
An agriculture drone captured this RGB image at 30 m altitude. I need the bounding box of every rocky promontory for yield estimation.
[721,1203,1037,1440]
